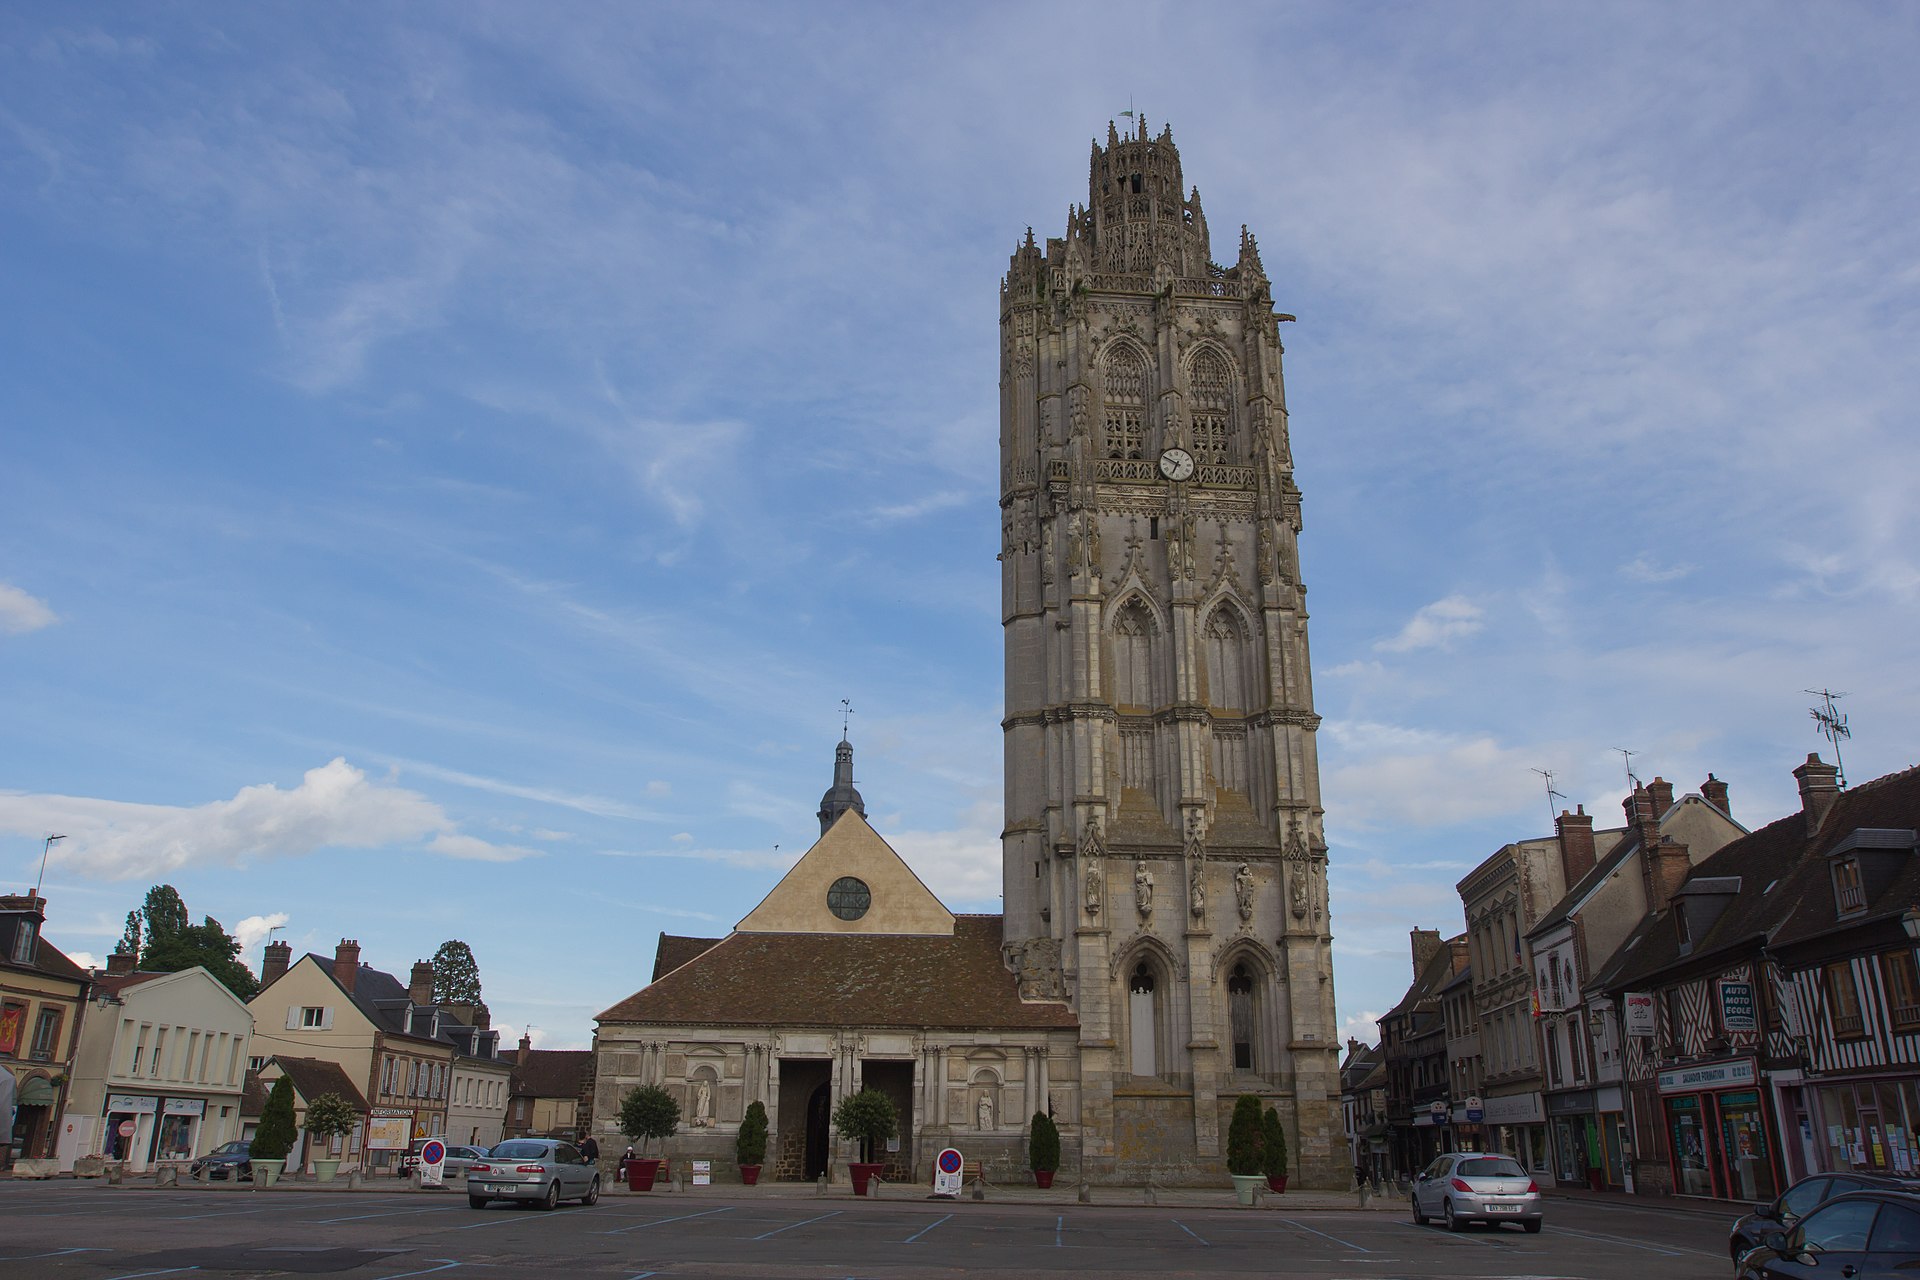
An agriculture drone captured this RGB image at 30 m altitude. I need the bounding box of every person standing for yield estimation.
[579,1132,600,1169]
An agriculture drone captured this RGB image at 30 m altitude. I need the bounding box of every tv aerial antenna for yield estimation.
[1806,688,1851,788]
[1530,768,1566,833]
[1611,747,1640,793]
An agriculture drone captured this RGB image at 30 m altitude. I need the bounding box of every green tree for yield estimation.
[304,1093,358,1151]
[1260,1106,1288,1180]
[430,940,485,1012]
[124,885,258,1001]
[831,1087,897,1164]
[1028,1111,1061,1173]
[251,1076,298,1162]
[1226,1093,1265,1177]
[736,1100,768,1167]
[617,1085,680,1156]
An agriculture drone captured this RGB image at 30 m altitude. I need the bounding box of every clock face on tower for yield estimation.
[1158,447,1196,481]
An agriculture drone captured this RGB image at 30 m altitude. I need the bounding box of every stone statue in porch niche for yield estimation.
[1134,861,1154,919]
[977,1093,994,1131]
[691,1079,713,1128]
[1188,859,1206,919]
[1234,862,1255,924]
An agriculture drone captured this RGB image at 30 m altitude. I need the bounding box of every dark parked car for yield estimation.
[1737,1189,1920,1279]
[189,1140,253,1181]
[1731,1174,1920,1262]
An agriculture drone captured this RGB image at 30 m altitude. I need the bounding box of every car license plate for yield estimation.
[1485,1204,1520,1213]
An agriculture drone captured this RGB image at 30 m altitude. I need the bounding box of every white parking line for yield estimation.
[102,1268,200,1280]
[378,1262,464,1280]
[599,1206,736,1235]
[903,1212,953,1244]
[1277,1217,1371,1252]
[0,1249,110,1261]
[752,1210,842,1241]
[316,1206,466,1224]
[1172,1219,1211,1246]
[1548,1223,1704,1257]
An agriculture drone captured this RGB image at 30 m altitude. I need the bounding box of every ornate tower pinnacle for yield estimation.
[817,735,866,835]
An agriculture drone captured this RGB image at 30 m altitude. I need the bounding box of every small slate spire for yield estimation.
[817,734,867,836]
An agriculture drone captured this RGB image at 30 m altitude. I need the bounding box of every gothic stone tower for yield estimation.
[998,118,1340,1186]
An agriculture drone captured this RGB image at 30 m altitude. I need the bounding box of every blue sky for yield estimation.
[3,4,1917,1052]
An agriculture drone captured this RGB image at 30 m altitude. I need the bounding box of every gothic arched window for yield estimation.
[1190,350,1236,464]
[1102,345,1148,460]
[1203,606,1249,712]
[1128,961,1160,1077]
[1111,601,1157,710]
[1228,962,1257,1071]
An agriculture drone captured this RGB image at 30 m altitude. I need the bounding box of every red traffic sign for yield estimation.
[117,1120,136,1138]
[937,1148,963,1175]
[421,1139,446,1165]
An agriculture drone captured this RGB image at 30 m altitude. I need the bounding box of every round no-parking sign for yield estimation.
[933,1147,963,1198]
[420,1139,446,1186]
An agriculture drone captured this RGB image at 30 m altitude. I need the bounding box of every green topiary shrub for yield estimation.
[617,1084,680,1156]
[1028,1111,1061,1173]
[304,1092,358,1146]
[736,1100,769,1167]
[1226,1093,1265,1177]
[250,1076,298,1162]
[831,1087,897,1164]
[1261,1106,1288,1179]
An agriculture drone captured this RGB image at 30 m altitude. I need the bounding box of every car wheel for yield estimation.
[1445,1198,1467,1232]
[1412,1193,1428,1225]
[468,1195,489,1210]
[1523,1219,1542,1234]
[581,1177,600,1207]
[541,1180,560,1211]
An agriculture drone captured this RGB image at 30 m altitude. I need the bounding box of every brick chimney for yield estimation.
[1646,836,1692,913]
[1557,805,1597,887]
[1448,935,1471,975]
[262,940,292,987]
[333,939,361,993]
[1410,927,1443,977]
[1701,773,1731,819]
[473,1005,491,1031]
[518,1032,533,1065]
[106,949,136,977]
[1624,784,1659,852]
[1795,753,1842,837]
[408,961,434,1006]
[1646,777,1675,816]
[1347,1037,1362,1057]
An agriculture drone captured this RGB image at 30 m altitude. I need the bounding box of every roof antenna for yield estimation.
[1612,747,1640,793]
[1807,688,1851,788]
[33,834,64,897]
[1530,768,1566,833]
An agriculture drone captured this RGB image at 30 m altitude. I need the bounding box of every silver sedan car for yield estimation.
[1411,1152,1543,1232]
[466,1138,601,1210]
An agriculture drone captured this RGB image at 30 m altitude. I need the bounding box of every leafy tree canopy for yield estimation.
[430,940,485,1011]
[123,884,259,1001]
[617,1084,680,1155]
[304,1092,359,1141]
[831,1087,898,1164]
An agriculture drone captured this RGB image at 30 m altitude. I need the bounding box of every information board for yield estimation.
[692,1159,711,1186]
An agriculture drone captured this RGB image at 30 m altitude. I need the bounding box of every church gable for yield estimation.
[734,810,955,936]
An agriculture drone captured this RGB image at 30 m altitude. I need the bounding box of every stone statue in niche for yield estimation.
[692,1079,713,1128]
[1081,815,1105,918]
[1189,860,1206,918]
[1289,869,1309,922]
[1235,863,1255,923]
[1084,863,1103,917]
[1134,861,1154,919]
[977,1093,994,1130]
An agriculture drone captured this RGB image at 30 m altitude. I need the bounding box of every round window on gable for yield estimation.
[827,876,872,921]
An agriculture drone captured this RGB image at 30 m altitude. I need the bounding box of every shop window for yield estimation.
[1883,950,1920,1032]
[1826,962,1867,1039]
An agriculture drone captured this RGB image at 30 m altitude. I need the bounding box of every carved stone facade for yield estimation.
[999,118,1342,1186]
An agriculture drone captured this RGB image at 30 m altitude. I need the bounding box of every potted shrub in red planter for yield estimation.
[1028,1111,1060,1189]
[736,1100,768,1186]
[618,1084,680,1191]
[1261,1105,1288,1194]
[831,1087,896,1196]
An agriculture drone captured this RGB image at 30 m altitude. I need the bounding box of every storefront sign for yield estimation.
[1465,1096,1484,1122]
[106,1093,159,1114]
[1719,981,1757,1034]
[163,1097,205,1116]
[1658,1058,1756,1095]
[1546,1090,1596,1116]
[1624,992,1656,1037]
[1481,1093,1545,1125]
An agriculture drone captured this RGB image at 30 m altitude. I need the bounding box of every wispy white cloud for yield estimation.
[865,490,970,523]
[384,756,661,822]
[1621,555,1695,584]
[0,759,533,878]
[1375,595,1484,653]
[1322,722,1540,827]
[0,582,58,634]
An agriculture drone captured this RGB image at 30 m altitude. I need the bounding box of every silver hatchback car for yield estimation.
[1411,1152,1543,1232]
[466,1139,601,1211]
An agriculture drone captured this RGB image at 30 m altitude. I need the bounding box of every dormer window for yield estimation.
[9,918,35,965]
[1675,908,1693,952]
[1834,856,1867,915]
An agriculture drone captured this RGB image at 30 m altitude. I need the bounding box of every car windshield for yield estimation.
[219,1142,249,1154]
[488,1141,551,1161]
[1458,1157,1526,1178]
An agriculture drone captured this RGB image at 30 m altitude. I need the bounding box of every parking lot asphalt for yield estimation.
[0,1179,1735,1279]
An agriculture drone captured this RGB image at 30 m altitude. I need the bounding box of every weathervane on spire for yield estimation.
[840,698,854,740]
[1807,688,1851,787]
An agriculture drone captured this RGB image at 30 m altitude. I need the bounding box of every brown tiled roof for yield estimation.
[510,1049,592,1100]
[240,1070,267,1117]
[91,971,168,998]
[652,934,722,983]
[268,1056,370,1112]
[598,916,1077,1031]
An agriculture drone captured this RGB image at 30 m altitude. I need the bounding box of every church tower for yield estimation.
[998,118,1340,1185]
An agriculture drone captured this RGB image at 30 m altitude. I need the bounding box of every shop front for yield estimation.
[155,1098,204,1161]
[1483,1090,1549,1178]
[1658,1057,1781,1202]
[1807,1074,1920,1177]
[1595,1085,1629,1190]
[1547,1089,1602,1188]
